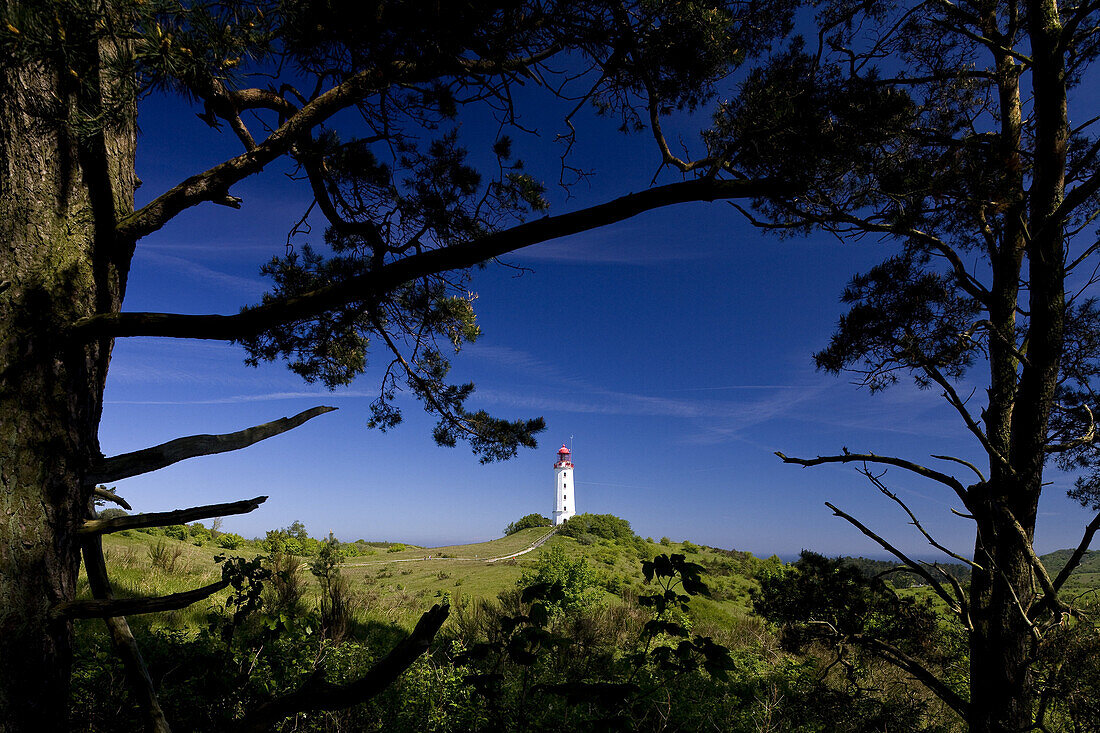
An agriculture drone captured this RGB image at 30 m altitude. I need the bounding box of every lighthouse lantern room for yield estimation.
[553,444,576,525]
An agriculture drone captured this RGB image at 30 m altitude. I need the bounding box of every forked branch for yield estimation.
[85,406,336,485]
[78,496,267,535]
[1051,510,1100,592]
[859,635,971,719]
[824,502,962,617]
[72,178,796,343]
[81,535,171,732]
[53,580,230,620]
[93,486,132,510]
[776,450,970,506]
[860,468,979,570]
[236,603,450,732]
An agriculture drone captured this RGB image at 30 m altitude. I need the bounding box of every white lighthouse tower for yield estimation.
[553,444,576,525]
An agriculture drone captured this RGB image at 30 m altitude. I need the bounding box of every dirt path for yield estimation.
[342,527,558,568]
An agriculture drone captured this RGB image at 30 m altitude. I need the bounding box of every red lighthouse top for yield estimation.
[555,444,573,468]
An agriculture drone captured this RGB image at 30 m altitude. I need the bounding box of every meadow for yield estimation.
[69,515,1100,731]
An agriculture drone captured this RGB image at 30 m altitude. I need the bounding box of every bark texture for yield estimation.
[0,11,136,727]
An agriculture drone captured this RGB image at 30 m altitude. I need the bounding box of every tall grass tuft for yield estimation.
[147,541,185,573]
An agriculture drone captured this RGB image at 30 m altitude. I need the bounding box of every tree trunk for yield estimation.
[968,512,1037,732]
[0,17,135,729]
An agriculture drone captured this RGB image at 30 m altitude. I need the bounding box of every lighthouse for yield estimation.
[553,444,576,525]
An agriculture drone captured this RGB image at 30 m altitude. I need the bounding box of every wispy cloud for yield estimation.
[463,343,824,438]
[105,390,376,405]
[134,251,267,294]
[502,226,712,264]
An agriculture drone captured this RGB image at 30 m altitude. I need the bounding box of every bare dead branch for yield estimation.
[80,535,171,732]
[930,454,986,482]
[79,496,267,535]
[825,500,967,618]
[920,364,1012,475]
[776,450,970,505]
[93,486,132,511]
[73,178,796,343]
[824,502,961,614]
[859,635,971,719]
[1051,510,1100,591]
[861,468,980,569]
[53,579,230,620]
[85,406,336,485]
[236,603,450,732]
[989,504,1070,617]
[933,564,974,632]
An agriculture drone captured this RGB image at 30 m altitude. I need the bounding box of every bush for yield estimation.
[311,534,355,641]
[97,507,128,521]
[387,543,407,553]
[216,533,245,550]
[504,513,551,535]
[519,544,600,616]
[681,540,700,554]
[660,536,672,546]
[164,524,188,541]
[558,513,637,544]
[265,551,305,615]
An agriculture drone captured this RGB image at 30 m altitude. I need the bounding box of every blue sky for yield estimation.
[97,83,1098,561]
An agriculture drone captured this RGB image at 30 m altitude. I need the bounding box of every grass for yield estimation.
[81,526,771,635]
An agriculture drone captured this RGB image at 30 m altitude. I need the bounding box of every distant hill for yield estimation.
[839,556,970,588]
[839,550,1100,593]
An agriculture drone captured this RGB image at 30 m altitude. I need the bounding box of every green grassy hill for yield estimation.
[83,515,1100,644]
[84,520,781,636]
[839,550,1100,597]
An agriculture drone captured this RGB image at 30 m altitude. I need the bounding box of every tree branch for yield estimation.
[236,603,450,732]
[861,468,980,569]
[117,51,561,242]
[776,450,970,505]
[1051,510,1100,591]
[921,364,1013,475]
[78,496,267,535]
[824,501,962,616]
[930,454,986,482]
[73,178,795,342]
[80,535,172,732]
[85,406,336,485]
[53,579,230,620]
[1046,404,1096,453]
[829,213,991,304]
[859,635,971,719]
[94,486,132,510]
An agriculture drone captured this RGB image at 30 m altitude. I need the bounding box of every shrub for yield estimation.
[504,513,551,535]
[519,544,600,616]
[558,513,638,544]
[680,540,700,554]
[311,534,355,641]
[97,507,128,521]
[265,551,305,616]
[188,523,211,544]
[216,533,245,550]
[387,543,406,553]
[164,524,188,541]
[660,537,672,546]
